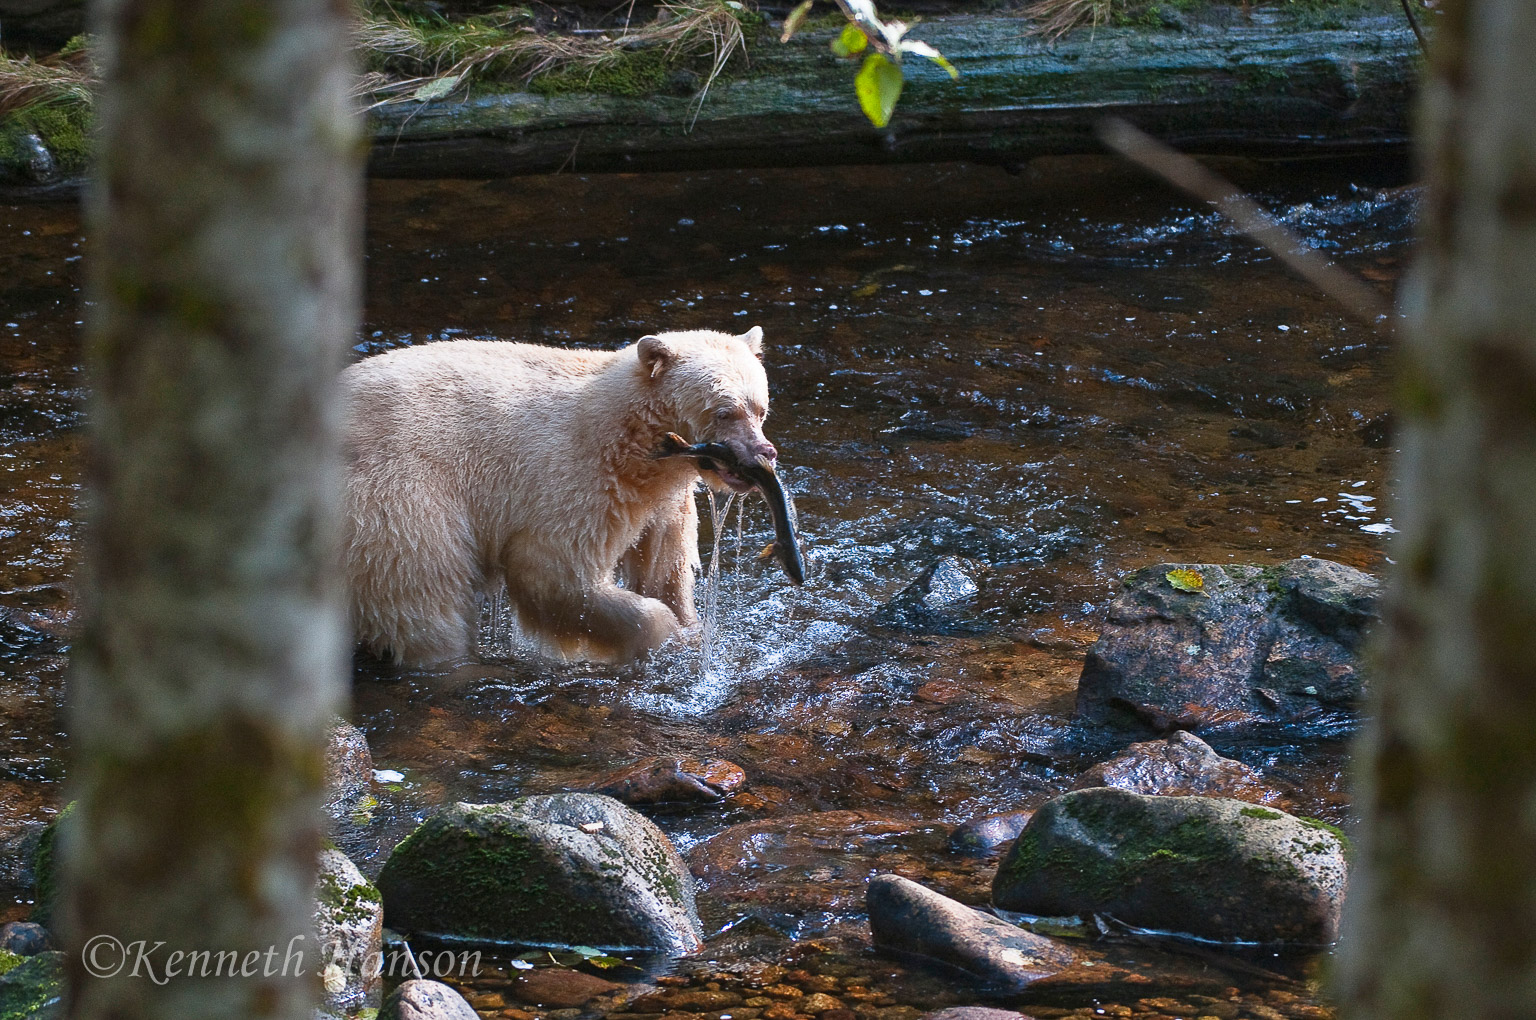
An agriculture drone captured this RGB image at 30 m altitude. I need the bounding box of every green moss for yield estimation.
[1298,815,1354,861]
[1241,806,1284,820]
[318,867,383,927]
[528,48,673,98]
[29,801,74,927]
[378,800,692,948]
[1001,791,1321,911]
[0,952,20,978]
[0,100,92,177]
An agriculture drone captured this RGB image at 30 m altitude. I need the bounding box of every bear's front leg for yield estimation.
[619,492,701,628]
[507,576,683,662]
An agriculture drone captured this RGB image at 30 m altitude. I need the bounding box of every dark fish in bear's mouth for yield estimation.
[654,432,806,585]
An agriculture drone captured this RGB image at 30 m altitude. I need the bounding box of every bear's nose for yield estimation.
[756,439,778,464]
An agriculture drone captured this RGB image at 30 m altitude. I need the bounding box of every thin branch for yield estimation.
[1096,117,1393,329]
[1399,0,1428,53]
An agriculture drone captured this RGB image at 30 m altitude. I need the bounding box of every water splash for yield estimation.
[699,489,740,674]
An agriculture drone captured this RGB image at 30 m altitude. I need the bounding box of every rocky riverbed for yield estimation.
[0,156,1408,1018]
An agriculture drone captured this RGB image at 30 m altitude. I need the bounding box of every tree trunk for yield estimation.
[60,2,360,1018]
[1336,1,1536,1017]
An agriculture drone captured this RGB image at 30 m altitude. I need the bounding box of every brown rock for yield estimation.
[630,990,745,1012]
[468,991,508,1009]
[512,968,624,1007]
[762,985,805,999]
[764,1005,801,1020]
[800,994,846,1014]
[594,756,747,805]
[1072,731,1284,806]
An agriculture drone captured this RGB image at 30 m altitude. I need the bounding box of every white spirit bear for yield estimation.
[341,328,778,666]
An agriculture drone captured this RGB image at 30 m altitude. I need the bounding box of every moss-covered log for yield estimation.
[365,6,1419,178]
[2,5,1417,192]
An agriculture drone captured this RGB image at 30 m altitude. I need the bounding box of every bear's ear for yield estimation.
[739,325,764,359]
[636,334,677,379]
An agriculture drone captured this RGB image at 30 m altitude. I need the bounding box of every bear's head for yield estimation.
[635,326,776,492]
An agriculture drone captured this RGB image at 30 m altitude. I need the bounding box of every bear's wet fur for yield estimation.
[341,327,776,666]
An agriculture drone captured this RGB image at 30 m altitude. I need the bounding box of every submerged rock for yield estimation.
[992,788,1348,944]
[948,811,1034,855]
[314,848,384,1015]
[874,557,989,636]
[689,811,981,917]
[511,967,623,1008]
[0,950,63,1019]
[866,875,1075,989]
[380,978,479,1020]
[593,755,746,806]
[377,793,703,952]
[923,1010,1032,1020]
[1075,558,1378,731]
[1072,731,1283,806]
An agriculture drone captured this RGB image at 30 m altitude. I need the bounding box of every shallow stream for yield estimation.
[0,154,1411,1018]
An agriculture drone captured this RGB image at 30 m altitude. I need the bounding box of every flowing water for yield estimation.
[0,155,1413,1017]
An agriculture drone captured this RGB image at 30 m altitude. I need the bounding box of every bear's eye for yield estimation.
[714,406,743,421]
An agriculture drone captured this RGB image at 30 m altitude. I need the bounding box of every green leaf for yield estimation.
[854,52,903,128]
[831,24,869,57]
[898,39,958,79]
[780,0,815,42]
[571,946,604,957]
[584,955,632,970]
[1166,568,1207,594]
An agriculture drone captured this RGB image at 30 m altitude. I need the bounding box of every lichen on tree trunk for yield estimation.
[60,1,360,1018]
[1336,0,1536,1016]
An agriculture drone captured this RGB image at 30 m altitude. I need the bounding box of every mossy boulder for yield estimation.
[314,848,383,1015]
[992,788,1348,945]
[1075,558,1379,732]
[377,793,703,953]
[27,803,73,928]
[0,950,63,1020]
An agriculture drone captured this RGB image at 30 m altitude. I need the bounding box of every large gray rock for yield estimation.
[380,979,479,1020]
[867,875,1075,989]
[992,788,1348,945]
[1071,731,1282,806]
[313,849,383,1015]
[377,793,703,953]
[1075,558,1379,731]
